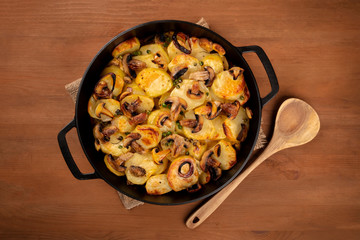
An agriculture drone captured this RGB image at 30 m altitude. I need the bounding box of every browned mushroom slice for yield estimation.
[128,59,147,71]
[204,66,216,87]
[164,96,188,121]
[151,148,171,165]
[186,81,204,100]
[199,149,222,181]
[167,156,199,192]
[236,123,248,142]
[212,43,226,56]
[179,119,198,128]
[172,32,191,54]
[229,67,244,80]
[194,101,222,120]
[172,67,188,80]
[129,165,146,177]
[121,96,142,118]
[160,134,189,159]
[122,53,137,79]
[123,132,141,148]
[128,112,148,125]
[187,182,202,193]
[94,73,115,99]
[192,114,204,133]
[131,141,145,153]
[188,71,209,81]
[221,100,241,120]
[95,102,114,120]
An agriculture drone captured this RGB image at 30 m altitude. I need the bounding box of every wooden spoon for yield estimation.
[186,98,320,229]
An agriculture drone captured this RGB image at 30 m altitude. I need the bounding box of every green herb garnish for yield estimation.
[132,50,142,56]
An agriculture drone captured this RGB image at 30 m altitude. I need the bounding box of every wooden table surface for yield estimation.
[1,0,359,239]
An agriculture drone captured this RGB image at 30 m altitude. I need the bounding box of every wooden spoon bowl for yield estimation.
[186,98,320,229]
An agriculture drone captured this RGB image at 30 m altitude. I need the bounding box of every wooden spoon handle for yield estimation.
[186,144,279,229]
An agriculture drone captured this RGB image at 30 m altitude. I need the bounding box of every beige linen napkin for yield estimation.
[65,18,267,209]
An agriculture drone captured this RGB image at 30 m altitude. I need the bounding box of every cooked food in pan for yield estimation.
[88,32,252,195]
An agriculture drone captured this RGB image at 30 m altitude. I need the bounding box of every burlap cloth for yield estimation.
[65,18,266,209]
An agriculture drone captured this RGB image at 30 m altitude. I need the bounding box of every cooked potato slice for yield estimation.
[111,115,135,133]
[202,54,224,74]
[167,156,199,192]
[112,37,140,58]
[146,174,173,195]
[211,115,226,140]
[170,80,208,110]
[211,67,249,101]
[135,68,172,97]
[124,82,146,96]
[133,124,162,150]
[222,106,250,142]
[168,54,201,79]
[211,140,237,170]
[125,153,158,185]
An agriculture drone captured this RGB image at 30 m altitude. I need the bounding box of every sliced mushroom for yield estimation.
[161,134,189,158]
[172,32,191,54]
[121,96,142,117]
[123,132,141,148]
[204,66,215,87]
[151,148,171,164]
[236,123,248,142]
[245,107,253,119]
[186,81,204,99]
[122,53,137,79]
[229,67,244,80]
[102,125,118,138]
[164,96,188,121]
[129,165,146,177]
[118,90,132,102]
[179,119,198,128]
[128,59,147,71]
[212,43,226,56]
[192,114,204,133]
[94,73,115,99]
[221,100,241,120]
[95,102,114,120]
[131,141,145,153]
[187,182,202,193]
[194,101,222,120]
[188,71,209,81]
[128,112,148,125]
[106,153,133,173]
[152,52,167,70]
[199,149,222,181]
[172,67,188,79]
[167,156,199,192]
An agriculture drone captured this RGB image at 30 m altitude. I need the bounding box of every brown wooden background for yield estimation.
[1,0,359,239]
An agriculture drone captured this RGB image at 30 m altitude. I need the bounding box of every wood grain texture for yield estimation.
[0,0,359,239]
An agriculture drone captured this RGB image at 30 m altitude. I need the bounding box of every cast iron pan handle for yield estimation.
[57,118,99,180]
[237,45,279,107]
